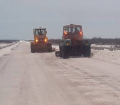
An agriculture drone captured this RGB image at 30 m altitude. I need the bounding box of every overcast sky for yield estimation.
[0,0,120,40]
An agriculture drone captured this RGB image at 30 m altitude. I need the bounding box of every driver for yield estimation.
[74,27,79,33]
[38,30,43,35]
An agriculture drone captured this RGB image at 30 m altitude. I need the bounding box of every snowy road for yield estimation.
[0,41,120,105]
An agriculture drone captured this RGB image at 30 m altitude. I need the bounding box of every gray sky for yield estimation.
[0,0,120,40]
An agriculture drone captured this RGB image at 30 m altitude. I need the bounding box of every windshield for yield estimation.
[35,29,45,35]
[64,27,81,34]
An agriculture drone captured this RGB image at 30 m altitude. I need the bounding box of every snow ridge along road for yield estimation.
[0,42,20,58]
[0,42,18,50]
[0,41,120,105]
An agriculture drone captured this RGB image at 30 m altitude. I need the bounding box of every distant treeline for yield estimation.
[90,38,120,45]
[0,40,19,43]
[49,38,120,45]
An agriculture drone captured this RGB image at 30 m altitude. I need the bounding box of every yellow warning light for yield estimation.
[67,43,69,45]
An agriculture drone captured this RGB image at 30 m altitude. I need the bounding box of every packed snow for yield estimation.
[0,41,120,105]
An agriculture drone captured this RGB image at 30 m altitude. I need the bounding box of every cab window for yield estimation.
[64,27,80,34]
[35,29,45,35]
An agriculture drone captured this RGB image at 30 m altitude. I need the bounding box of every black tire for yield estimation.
[31,44,35,53]
[59,47,62,57]
[48,47,52,52]
[47,43,52,52]
[62,46,70,59]
[31,48,35,53]
[83,46,91,57]
[87,46,91,57]
[62,47,66,59]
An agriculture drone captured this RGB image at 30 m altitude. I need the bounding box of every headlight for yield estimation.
[44,38,47,42]
[36,39,38,43]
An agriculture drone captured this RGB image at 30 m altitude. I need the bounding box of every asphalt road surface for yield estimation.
[0,41,120,105]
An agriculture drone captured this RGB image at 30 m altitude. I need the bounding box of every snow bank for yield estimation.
[0,42,19,57]
[91,44,115,48]
[0,43,9,48]
[92,49,120,64]
[0,42,17,49]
